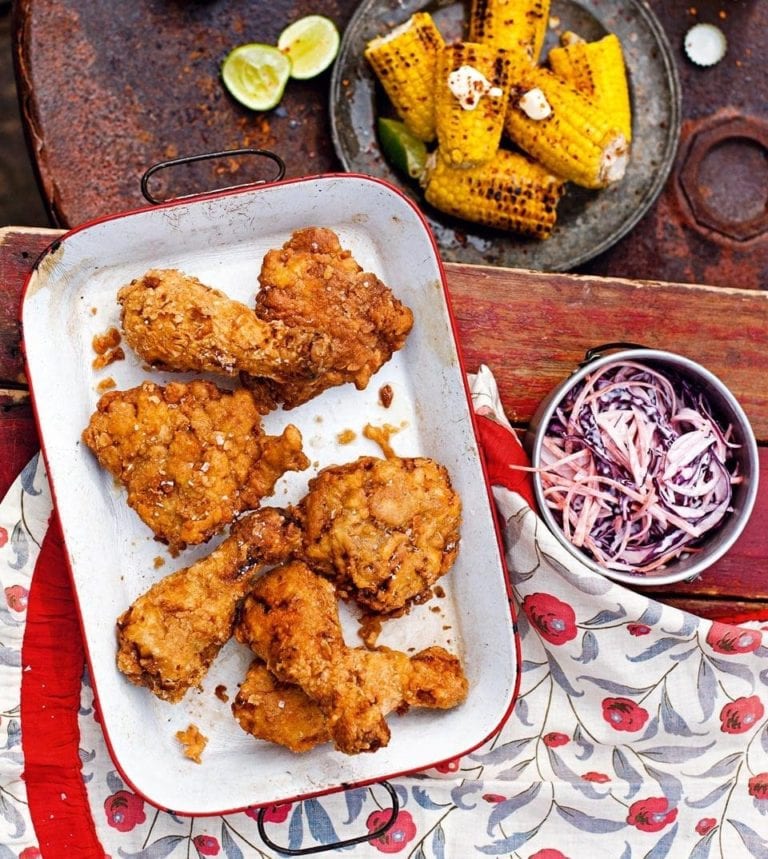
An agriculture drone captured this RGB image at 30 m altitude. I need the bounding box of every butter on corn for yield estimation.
[435,41,511,168]
[424,148,565,239]
[365,12,444,142]
[504,66,629,188]
[548,32,632,141]
[469,0,550,65]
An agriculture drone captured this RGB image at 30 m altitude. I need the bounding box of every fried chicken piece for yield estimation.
[226,456,462,614]
[82,380,308,554]
[117,509,300,703]
[118,268,328,385]
[297,456,461,614]
[234,562,468,754]
[243,227,414,409]
[176,724,208,763]
[232,646,468,753]
[232,662,332,753]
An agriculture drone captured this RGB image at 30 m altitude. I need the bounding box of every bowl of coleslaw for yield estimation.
[525,345,759,585]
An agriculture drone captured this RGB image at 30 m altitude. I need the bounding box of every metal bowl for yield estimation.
[524,346,759,585]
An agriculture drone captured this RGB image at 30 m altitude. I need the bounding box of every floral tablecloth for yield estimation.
[3,367,768,858]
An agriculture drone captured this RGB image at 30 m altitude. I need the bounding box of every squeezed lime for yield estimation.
[277,15,340,80]
[221,43,291,111]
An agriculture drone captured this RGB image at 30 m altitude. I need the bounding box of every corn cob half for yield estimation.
[424,148,565,238]
[548,32,632,141]
[504,66,629,188]
[365,13,445,143]
[469,0,551,65]
[435,41,511,168]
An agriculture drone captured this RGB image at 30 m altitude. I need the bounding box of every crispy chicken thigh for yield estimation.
[232,646,469,754]
[82,380,308,553]
[118,268,328,385]
[117,509,301,703]
[227,456,462,614]
[234,562,467,754]
[295,456,462,613]
[243,227,414,409]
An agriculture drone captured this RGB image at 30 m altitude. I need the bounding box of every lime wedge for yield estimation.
[277,15,340,80]
[377,118,428,181]
[221,43,292,111]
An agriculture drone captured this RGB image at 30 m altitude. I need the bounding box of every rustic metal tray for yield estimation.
[20,174,519,815]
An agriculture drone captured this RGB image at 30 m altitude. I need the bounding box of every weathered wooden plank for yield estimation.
[0,227,58,384]
[654,598,768,623]
[3,227,768,616]
[446,263,768,441]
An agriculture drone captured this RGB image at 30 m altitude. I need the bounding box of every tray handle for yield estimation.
[256,781,399,855]
[140,148,286,204]
[579,341,649,368]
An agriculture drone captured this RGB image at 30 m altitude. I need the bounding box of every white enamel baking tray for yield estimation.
[21,174,519,816]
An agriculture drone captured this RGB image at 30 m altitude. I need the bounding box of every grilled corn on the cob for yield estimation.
[469,0,550,65]
[548,32,632,141]
[504,66,629,188]
[424,148,564,238]
[365,13,444,142]
[435,41,511,168]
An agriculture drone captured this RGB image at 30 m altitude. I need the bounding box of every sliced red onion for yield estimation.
[538,361,739,574]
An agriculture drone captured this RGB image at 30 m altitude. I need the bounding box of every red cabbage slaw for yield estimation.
[537,360,741,574]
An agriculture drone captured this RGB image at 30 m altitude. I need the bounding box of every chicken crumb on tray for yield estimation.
[176,723,208,764]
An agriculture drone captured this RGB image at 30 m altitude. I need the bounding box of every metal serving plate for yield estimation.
[21,174,519,816]
[330,0,681,272]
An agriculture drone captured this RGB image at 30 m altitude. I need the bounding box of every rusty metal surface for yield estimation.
[11,0,353,224]
[581,0,768,289]
[11,0,768,287]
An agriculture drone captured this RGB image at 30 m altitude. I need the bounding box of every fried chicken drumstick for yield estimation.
[234,562,467,754]
[243,227,414,409]
[117,509,301,703]
[232,646,467,754]
[82,380,308,554]
[118,268,328,385]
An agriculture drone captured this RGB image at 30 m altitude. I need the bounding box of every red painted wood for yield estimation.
[2,227,767,616]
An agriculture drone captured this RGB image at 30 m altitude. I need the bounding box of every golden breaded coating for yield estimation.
[232,646,468,753]
[296,456,461,613]
[82,380,308,553]
[243,227,414,409]
[235,562,467,754]
[117,509,302,703]
[232,661,333,753]
[118,268,329,385]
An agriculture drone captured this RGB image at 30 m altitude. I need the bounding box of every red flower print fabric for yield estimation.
[104,790,146,832]
[719,695,765,734]
[601,697,650,732]
[522,593,578,645]
[706,622,762,654]
[627,797,678,832]
[9,372,768,858]
[366,809,417,853]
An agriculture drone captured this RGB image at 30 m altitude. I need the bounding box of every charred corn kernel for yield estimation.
[424,148,565,238]
[504,66,629,188]
[548,32,632,141]
[469,0,550,65]
[435,42,511,168]
[365,13,444,142]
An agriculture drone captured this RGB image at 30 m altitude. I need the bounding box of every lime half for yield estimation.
[221,43,292,111]
[277,15,340,80]
[377,118,428,181]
